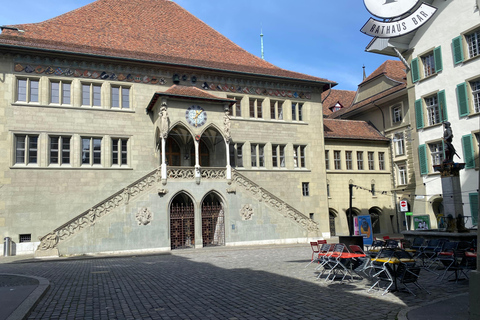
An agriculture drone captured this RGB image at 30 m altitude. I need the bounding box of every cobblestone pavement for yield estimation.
[0,244,470,320]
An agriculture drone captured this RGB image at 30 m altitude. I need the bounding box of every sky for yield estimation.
[0,0,397,91]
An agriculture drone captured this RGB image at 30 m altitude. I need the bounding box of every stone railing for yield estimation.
[231,170,319,232]
[36,167,162,254]
[201,168,226,180]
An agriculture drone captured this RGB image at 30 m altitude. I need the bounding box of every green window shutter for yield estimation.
[456,82,470,117]
[437,90,448,122]
[452,36,464,65]
[418,144,428,175]
[434,46,443,72]
[462,134,475,169]
[411,58,420,83]
[470,193,479,226]
[415,99,424,129]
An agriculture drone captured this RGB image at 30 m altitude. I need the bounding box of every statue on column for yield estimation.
[442,122,457,163]
[159,102,169,139]
[223,106,231,143]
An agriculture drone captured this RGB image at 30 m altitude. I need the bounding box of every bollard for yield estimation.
[3,237,12,257]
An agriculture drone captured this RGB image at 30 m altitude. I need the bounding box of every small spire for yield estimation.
[362,65,366,80]
[260,26,264,60]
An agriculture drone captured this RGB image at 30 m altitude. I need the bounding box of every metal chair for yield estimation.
[396,263,430,296]
[368,254,394,295]
[305,241,320,267]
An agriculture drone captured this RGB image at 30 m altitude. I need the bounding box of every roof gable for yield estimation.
[0,0,335,86]
[323,119,388,141]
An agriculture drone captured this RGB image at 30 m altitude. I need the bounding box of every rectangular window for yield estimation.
[392,105,402,124]
[292,103,297,121]
[325,150,329,170]
[270,100,284,120]
[19,234,31,243]
[272,144,285,168]
[345,151,353,170]
[249,99,263,118]
[398,163,407,185]
[298,103,303,121]
[50,80,71,105]
[357,151,363,170]
[472,80,480,113]
[82,83,102,107]
[371,184,376,196]
[228,96,242,117]
[327,183,330,197]
[50,136,71,165]
[368,152,375,170]
[15,134,38,165]
[82,137,102,165]
[112,86,130,109]
[378,152,385,170]
[229,143,243,168]
[466,29,480,59]
[112,138,128,166]
[294,145,306,168]
[429,142,444,167]
[258,144,265,167]
[425,95,440,126]
[394,133,405,156]
[16,78,39,103]
[422,53,435,77]
[334,150,341,170]
[251,144,257,167]
[302,182,309,197]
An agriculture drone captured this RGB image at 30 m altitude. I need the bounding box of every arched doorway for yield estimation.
[170,193,195,249]
[369,207,382,234]
[431,197,445,229]
[329,209,337,236]
[201,193,225,247]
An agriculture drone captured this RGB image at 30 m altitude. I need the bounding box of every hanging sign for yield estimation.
[399,200,408,212]
[361,2,437,38]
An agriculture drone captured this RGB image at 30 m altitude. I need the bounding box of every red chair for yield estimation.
[305,241,320,267]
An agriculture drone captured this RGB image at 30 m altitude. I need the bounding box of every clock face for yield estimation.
[364,0,419,18]
[185,105,207,127]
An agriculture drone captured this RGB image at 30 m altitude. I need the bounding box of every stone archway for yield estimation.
[201,192,225,247]
[170,193,195,249]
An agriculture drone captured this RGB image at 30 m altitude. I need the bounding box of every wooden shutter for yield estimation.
[411,58,420,83]
[470,193,479,226]
[434,46,443,73]
[415,99,424,129]
[462,134,475,169]
[437,90,448,122]
[452,36,464,65]
[456,82,470,117]
[418,144,428,175]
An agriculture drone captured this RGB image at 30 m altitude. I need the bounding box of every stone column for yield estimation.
[223,104,232,181]
[161,136,167,184]
[159,99,169,184]
[194,137,200,184]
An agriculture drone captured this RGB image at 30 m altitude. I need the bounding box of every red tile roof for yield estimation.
[321,89,356,116]
[323,119,388,141]
[0,0,335,88]
[146,85,235,111]
[360,60,406,85]
[330,60,407,118]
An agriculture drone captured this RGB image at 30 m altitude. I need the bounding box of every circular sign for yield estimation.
[364,0,419,19]
[400,200,408,212]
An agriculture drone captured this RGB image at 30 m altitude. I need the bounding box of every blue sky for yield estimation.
[0,0,396,91]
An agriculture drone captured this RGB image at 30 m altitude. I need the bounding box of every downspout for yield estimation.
[321,83,333,104]
[392,46,410,72]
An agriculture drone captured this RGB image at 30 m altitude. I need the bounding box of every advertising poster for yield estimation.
[353,216,359,236]
[357,215,373,246]
[414,215,431,230]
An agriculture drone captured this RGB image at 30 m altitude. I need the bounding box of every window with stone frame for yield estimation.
[397,162,407,186]
[270,100,284,120]
[16,78,39,103]
[49,135,71,165]
[429,141,444,168]
[357,151,364,170]
[294,145,306,168]
[228,96,242,117]
[15,134,38,165]
[421,52,436,78]
[111,85,130,109]
[82,83,102,107]
[249,98,263,118]
[325,150,330,170]
[82,137,102,165]
[391,105,402,124]
[250,144,265,167]
[302,182,309,196]
[229,143,243,168]
[368,152,375,170]
[334,150,341,170]
[112,138,128,166]
[394,132,405,156]
[466,28,480,59]
[272,144,286,168]
[50,80,71,105]
[411,46,442,82]
[345,151,353,170]
[378,152,385,170]
[425,95,441,126]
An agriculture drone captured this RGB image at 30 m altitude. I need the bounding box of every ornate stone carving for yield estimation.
[136,207,153,226]
[223,106,231,143]
[201,168,226,180]
[37,166,163,251]
[167,168,195,179]
[159,102,169,139]
[240,204,254,220]
[232,171,319,232]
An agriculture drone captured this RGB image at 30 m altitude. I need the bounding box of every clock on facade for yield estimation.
[185,105,207,127]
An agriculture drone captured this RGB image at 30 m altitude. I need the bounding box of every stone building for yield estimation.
[0,0,340,256]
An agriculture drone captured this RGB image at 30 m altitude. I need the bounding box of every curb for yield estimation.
[3,274,50,320]
[396,292,468,320]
